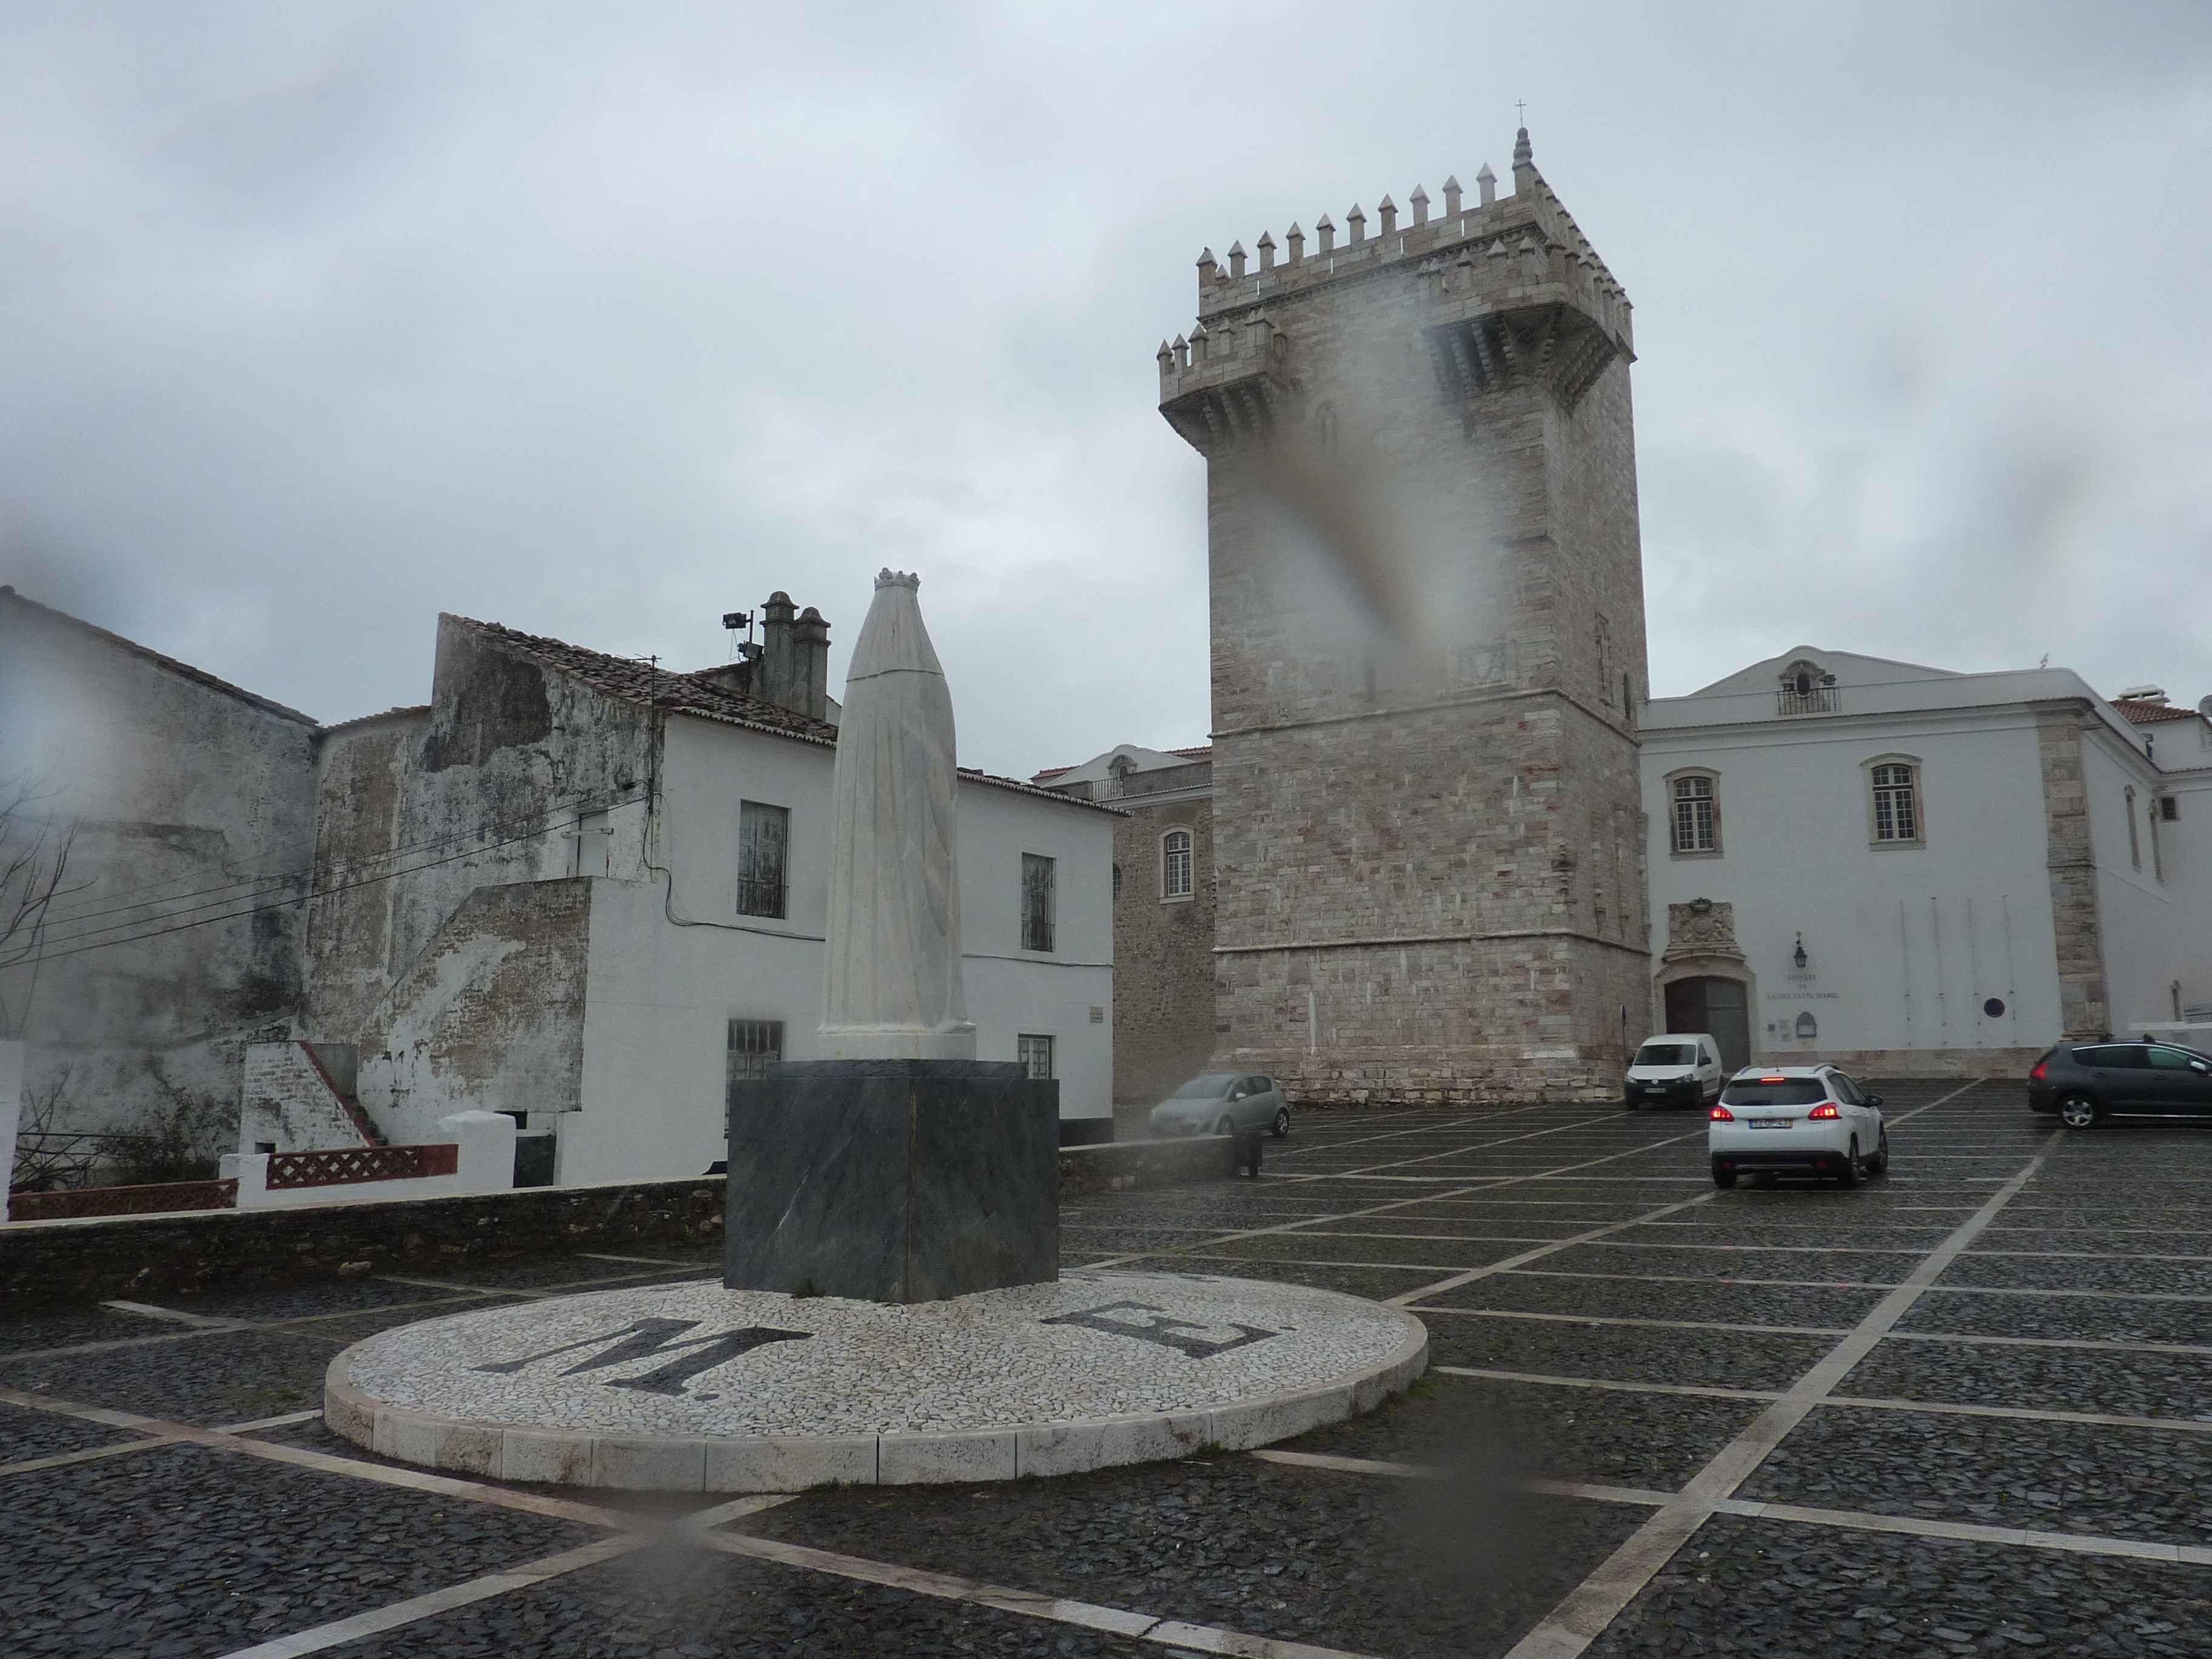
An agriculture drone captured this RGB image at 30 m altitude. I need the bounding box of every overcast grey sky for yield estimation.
[4,2,2208,777]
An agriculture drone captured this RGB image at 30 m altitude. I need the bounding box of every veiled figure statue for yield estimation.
[819,569,977,1059]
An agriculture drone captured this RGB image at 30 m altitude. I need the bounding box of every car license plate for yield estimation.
[1749,1119,1792,1130]
[1643,1087,1667,1095]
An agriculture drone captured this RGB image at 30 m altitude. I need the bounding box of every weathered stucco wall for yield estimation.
[356,877,591,1144]
[303,711,425,1039]
[0,589,317,1153]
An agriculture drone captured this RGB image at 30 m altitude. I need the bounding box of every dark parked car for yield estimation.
[1148,1073,1291,1139]
[2028,1041,2212,1128]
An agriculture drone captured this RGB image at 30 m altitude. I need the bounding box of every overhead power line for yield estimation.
[3,788,647,971]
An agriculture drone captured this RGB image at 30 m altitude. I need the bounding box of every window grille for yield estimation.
[1162,830,1193,898]
[726,1019,784,1108]
[1021,853,1056,952]
[1872,763,1919,842]
[1671,776,1717,854]
[1017,1033,1054,1079]
[738,801,789,918]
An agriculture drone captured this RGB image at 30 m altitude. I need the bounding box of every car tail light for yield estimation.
[1809,1103,1840,1119]
[1758,1075,1788,1084]
[1710,1105,1734,1121]
[2029,1062,2048,1082]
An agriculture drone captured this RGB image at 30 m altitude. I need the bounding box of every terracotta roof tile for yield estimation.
[448,615,840,740]
[452,615,1119,815]
[2112,699,2201,725]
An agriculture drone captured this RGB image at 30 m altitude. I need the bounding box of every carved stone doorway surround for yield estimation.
[1654,897,1760,1070]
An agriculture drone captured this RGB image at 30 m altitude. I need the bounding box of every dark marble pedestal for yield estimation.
[723,1058,1059,1304]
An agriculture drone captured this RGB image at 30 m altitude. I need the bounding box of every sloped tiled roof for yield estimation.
[447,615,840,740]
[2112,699,2202,726]
[0,585,320,726]
[1030,743,1212,784]
[449,614,1119,814]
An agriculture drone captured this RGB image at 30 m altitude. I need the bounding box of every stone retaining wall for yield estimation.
[0,1175,726,1310]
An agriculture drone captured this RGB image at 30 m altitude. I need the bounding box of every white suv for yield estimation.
[1709,1066,1889,1189]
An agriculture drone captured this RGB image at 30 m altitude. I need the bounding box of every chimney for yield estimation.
[791,606,830,722]
[755,590,833,722]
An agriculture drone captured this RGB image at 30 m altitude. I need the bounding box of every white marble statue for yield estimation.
[819,570,977,1060]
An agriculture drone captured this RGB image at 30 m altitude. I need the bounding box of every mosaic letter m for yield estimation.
[474,1317,809,1397]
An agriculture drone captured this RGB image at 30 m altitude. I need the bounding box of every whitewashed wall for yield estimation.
[2080,729,2212,1030]
[1642,709,2065,1063]
[561,715,1114,1185]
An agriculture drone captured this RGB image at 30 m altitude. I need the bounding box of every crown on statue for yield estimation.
[874,569,920,591]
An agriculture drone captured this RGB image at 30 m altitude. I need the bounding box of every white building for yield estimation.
[6,587,1117,1185]
[1640,648,2212,1074]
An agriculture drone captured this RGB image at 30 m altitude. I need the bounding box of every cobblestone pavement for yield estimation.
[8,1082,2212,1655]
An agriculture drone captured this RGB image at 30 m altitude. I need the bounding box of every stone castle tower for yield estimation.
[1155,129,1651,1104]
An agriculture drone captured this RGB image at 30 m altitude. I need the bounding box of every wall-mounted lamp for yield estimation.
[1792,933,1809,972]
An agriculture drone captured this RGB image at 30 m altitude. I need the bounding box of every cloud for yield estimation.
[1,2,2207,774]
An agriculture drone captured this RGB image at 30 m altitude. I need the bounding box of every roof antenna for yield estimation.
[722,609,757,663]
[2038,652,2049,669]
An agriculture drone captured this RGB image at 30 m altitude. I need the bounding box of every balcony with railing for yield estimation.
[1777,683,1840,716]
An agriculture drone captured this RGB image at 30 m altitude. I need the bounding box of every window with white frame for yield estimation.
[725,1019,784,1108]
[1021,853,1056,952]
[1017,1033,1054,1079]
[1670,774,1718,855]
[1871,762,1921,844]
[1162,828,1193,899]
[737,800,789,918]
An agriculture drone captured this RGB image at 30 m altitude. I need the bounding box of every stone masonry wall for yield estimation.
[0,1176,726,1310]
[1179,146,1651,1106]
[1110,794,1216,1103]
[2036,709,2111,1037]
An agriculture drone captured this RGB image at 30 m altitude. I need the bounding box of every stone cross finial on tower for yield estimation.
[1257,229,1276,270]
[1409,184,1429,226]
[1345,203,1366,245]
[1377,195,1396,236]
[1476,163,1497,207]
[1441,174,1461,216]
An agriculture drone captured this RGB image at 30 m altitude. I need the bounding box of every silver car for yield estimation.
[1148,1073,1292,1139]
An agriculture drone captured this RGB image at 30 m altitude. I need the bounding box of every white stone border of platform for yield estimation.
[322,1278,1428,1493]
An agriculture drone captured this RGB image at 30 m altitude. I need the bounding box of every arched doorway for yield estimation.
[1665,976,1751,1072]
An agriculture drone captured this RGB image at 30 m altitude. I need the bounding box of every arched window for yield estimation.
[1162,828,1193,899]
[1778,658,1836,715]
[1867,757,1922,845]
[1111,863,1123,901]
[1668,770,1720,856]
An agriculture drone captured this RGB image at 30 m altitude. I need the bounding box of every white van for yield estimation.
[1623,1034,1725,1111]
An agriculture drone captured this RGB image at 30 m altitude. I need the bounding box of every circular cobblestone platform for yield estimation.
[326,1269,1427,1491]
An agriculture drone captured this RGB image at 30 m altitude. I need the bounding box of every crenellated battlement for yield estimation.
[1158,131,1633,440]
[1181,135,1629,324]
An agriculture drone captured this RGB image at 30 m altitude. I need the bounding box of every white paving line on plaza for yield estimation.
[215,1408,326,1432]
[1432,1365,1783,1403]
[1485,1265,2212,1305]
[1410,1309,1852,1338]
[211,1536,651,1659]
[0,1383,640,1529]
[375,1273,557,1299]
[1252,1449,2212,1567]
[0,1436,180,1478]
[1501,1124,2052,1659]
[1386,1191,1724,1308]
[99,1298,250,1329]
[700,1528,1379,1659]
